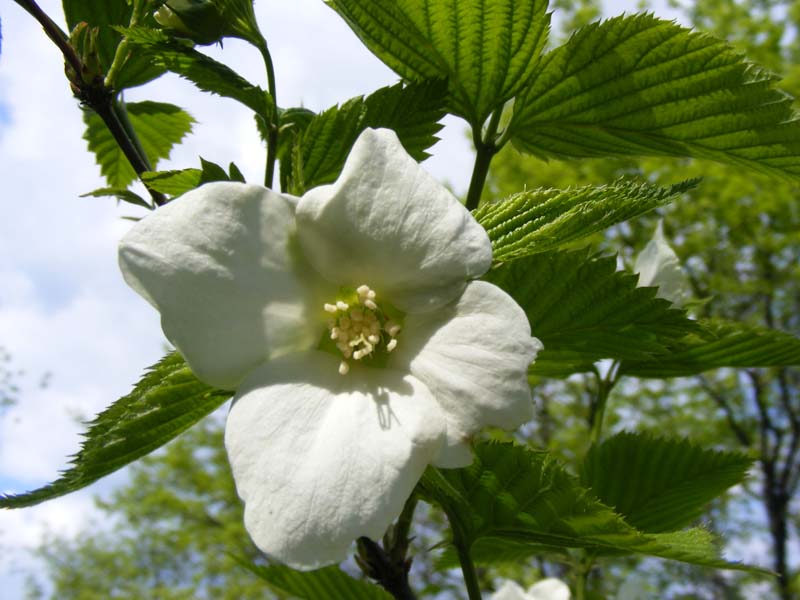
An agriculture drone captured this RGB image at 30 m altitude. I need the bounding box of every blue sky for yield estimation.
[0,0,690,597]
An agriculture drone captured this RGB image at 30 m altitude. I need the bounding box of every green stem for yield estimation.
[393,495,418,545]
[451,525,482,600]
[95,100,165,207]
[465,141,495,211]
[589,361,620,444]
[256,38,279,189]
[105,0,146,89]
[113,98,152,171]
[464,108,504,211]
[575,566,587,600]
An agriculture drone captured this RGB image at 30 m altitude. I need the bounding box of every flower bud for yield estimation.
[66,22,104,87]
[154,0,262,46]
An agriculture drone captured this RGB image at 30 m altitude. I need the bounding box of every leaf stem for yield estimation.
[465,108,504,211]
[256,37,279,189]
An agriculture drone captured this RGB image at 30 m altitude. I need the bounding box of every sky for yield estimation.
[0,0,688,597]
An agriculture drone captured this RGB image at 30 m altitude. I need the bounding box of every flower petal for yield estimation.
[390,281,542,467]
[119,182,326,389]
[634,220,690,306]
[224,351,446,569]
[491,580,530,600]
[528,578,572,600]
[296,128,492,312]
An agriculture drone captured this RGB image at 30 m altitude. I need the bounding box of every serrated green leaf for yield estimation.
[121,27,270,115]
[63,0,164,88]
[199,157,230,182]
[581,433,752,533]
[0,353,231,509]
[621,321,800,378]
[484,249,698,377]
[474,178,698,262]
[80,186,151,209]
[509,14,800,180]
[228,162,246,182]
[236,561,392,600]
[419,442,761,572]
[141,168,203,196]
[288,79,447,194]
[84,101,195,189]
[328,0,550,125]
[141,159,246,199]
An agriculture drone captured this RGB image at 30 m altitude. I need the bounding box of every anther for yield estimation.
[336,301,349,311]
[364,299,378,311]
[386,339,398,352]
[338,361,350,375]
[324,303,338,313]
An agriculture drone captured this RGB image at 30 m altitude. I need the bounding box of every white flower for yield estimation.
[119,128,542,569]
[634,220,691,306]
[492,578,571,600]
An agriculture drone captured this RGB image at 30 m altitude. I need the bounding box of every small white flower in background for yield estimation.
[119,128,542,569]
[491,578,571,600]
[634,219,691,306]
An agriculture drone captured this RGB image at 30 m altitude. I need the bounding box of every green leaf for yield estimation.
[141,168,203,197]
[509,14,800,181]
[581,433,752,533]
[0,353,231,509]
[121,27,271,115]
[419,441,761,571]
[63,0,164,88]
[484,249,698,377]
[287,79,447,194]
[621,321,800,378]
[199,157,230,182]
[84,101,195,189]
[328,0,550,125]
[228,162,246,182]
[80,187,151,209]
[236,561,392,600]
[141,159,246,199]
[474,178,698,262]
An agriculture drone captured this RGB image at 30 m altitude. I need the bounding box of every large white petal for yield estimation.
[119,182,328,389]
[491,580,530,600]
[390,281,542,467]
[295,128,492,313]
[528,578,572,600]
[224,351,446,570]
[634,220,690,306]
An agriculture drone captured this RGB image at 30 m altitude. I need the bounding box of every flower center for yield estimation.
[323,284,401,375]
